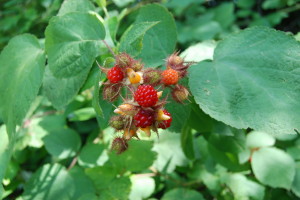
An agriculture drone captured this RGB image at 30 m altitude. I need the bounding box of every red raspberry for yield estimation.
[134,85,158,107]
[107,66,124,83]
[162,69,179,85]
[134,109,154,128]
[158,110,172,129]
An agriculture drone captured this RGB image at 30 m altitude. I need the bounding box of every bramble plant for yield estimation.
[0,0,300,199]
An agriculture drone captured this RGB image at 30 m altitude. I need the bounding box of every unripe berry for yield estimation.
[126,68,142,84]
[134,85,158,107]
[103,84,121,102]
[172,85,189,103]
[131,60,144,71]
[162,69,179,85]
[116,53,133,68]
[109,115,125,130]
[107,66,124,83]
[167,52,183,67]
[143,69,161,86]
[111,137,128,154]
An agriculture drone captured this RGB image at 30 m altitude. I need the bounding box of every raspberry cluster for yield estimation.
[101,52,191,154]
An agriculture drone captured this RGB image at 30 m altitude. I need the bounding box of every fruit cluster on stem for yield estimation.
[100,51,191,154]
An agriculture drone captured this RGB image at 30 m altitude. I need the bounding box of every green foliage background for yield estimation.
[0,0,300,199]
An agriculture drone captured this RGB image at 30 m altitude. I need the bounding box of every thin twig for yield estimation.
[102,40,116,56]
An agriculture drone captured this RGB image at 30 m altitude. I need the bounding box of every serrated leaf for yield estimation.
[252,147,296,189]
[58,0,96,16]
[78,143,107,167]
[162,188,205,200]
[189,27,300,135]
[45,12,105,78]
[135,4,177,67]
[69,166,96,199]
[22,163,75,200]
[119,21,159,56]
[43,128,81,159]
[109,140,156,172]
[0,34,45,129]
[153,132,188,173]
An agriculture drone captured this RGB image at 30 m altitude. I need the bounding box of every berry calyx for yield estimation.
[109,115,125,130]
[111,137,128,154]
[161,69,179,85]
[123,129,138,140]
[131,60,144,71]
[158,110,172,129]
[114,103,137,116]
[134,109,155,128]
[172,85,189,103]
[167,52,183,67]
[134,85,158,107]
[107,66,124,83]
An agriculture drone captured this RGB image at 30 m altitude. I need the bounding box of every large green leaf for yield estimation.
[45,12,105,78]
[162,188,205,200]
[129,176,155,200]
[109,140,157,172]
[0,126,9,198]
[189,27,300,135]
[43,128,81,159]
[22,163,75,200]
[0,34,45,130]
[44,12,105,109]
[58,0,96,16]
[119,21,159,56]
[135,4,177,67]
[252,147,295,189]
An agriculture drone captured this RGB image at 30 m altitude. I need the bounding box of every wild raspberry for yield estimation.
[134,85,158,107]
[158,110,172,129]
[162,69,179,85]
[134,109,154,128]
[107,66,124,83]
[143,69,161,86]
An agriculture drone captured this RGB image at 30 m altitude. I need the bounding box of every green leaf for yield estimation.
[43,128,81,159]
[189,27,300,135]
[78,143,107,167]
[99,176,131,200]
[58,0,96,16]
[252,147,296,189]
[45,12,105,78]
[92,72,104,117]
[69,166,96,199]
[246,131,275,149]
[119,21,159,56]
[180,41,216,62]
[0,125,10,198]
[86,166,131,200]
[109,140,157,172]
[292,162,300,197]
[68,107,96,121]
[22,163,75,200]
[135,4,177,67]
[0,34,45,129]
[129,176,155,200]
[44,12,105,108]
[224,173,265,200]
[162,188,205,200]
[181,125,195,160]
[153,132,188,173]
